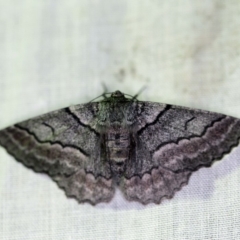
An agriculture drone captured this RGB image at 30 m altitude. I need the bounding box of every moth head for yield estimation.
[102,90,128,103]
[111,90,125,99]
[96,90,137,103]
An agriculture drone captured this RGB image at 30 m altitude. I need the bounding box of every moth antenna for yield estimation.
[101,82,109,99]
[89,83,110,102]
[132,86,147,100]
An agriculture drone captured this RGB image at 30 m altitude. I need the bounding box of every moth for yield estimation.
[0,90,240,205]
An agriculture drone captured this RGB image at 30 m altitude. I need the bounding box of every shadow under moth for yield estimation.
[0,90,239,205]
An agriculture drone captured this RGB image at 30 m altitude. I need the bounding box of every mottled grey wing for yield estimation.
[121,103,240,204]
[0,103,114,204]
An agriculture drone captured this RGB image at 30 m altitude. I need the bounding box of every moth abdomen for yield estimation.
[106,131,130,163]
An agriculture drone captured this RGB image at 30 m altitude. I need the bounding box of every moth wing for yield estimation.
[0,103,114,204]
[121,103,240,204]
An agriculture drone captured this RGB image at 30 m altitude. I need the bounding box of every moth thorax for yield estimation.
[106,131,130,163]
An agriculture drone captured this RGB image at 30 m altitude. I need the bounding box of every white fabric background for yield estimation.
[1,1,240,239]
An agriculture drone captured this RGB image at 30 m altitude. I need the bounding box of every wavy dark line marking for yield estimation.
[65,107,99,136]
[42,122,55,135]
[138,104,172,135]
[184,116,195,130]
[15,124,89,157]
[175,130,240,174]
[153,115,227,154]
